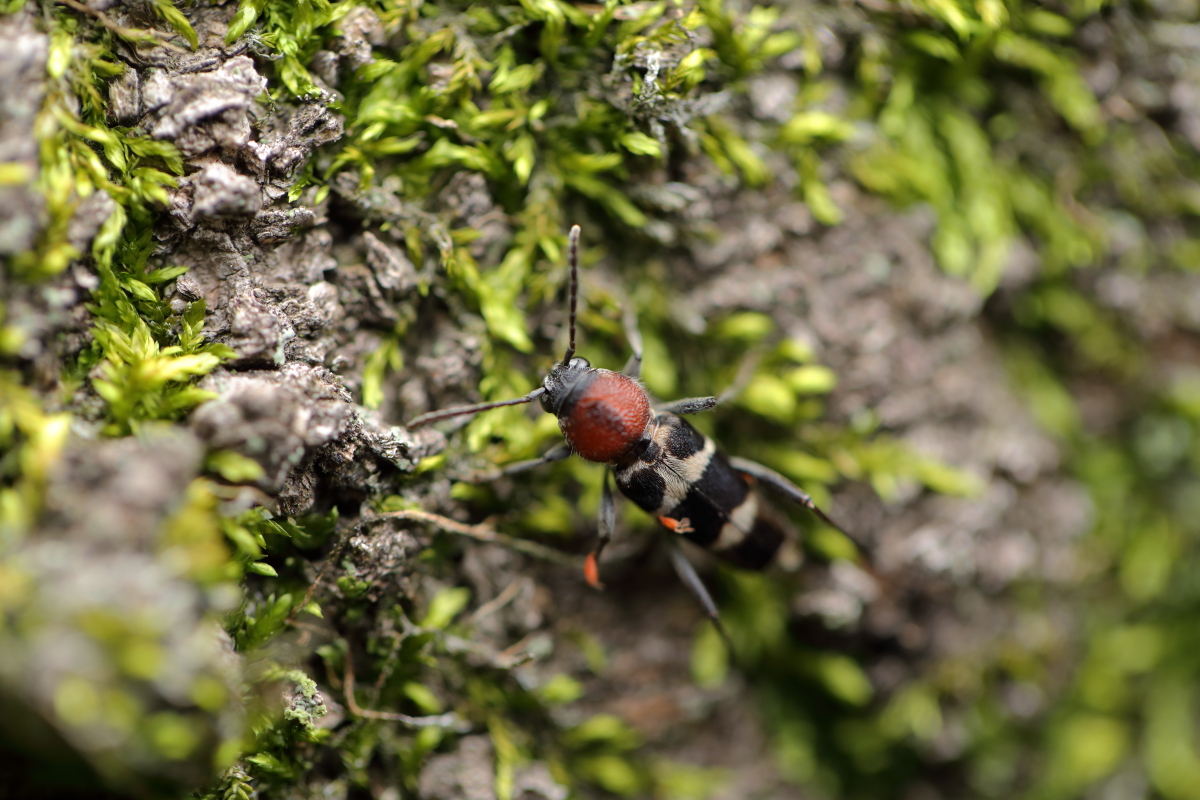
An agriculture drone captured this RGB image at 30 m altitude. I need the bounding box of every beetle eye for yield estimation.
[570,357,590,370]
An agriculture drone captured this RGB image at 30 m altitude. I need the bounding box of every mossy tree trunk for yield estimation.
[2,1,1199,799]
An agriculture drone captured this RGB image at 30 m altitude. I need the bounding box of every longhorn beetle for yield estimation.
[408,225,851,645]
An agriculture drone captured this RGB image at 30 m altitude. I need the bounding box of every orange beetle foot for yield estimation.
[584,551,605,590]
[657,515,694,535]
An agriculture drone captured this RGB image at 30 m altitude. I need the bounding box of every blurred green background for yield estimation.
[2,0,1200,798]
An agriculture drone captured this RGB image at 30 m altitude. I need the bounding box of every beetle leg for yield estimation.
[654,348,762,415]
[665,537,735,656]
[468,442,572,482]
[727,455,854,541]
[585,471,617,589]
[655,396,719,415]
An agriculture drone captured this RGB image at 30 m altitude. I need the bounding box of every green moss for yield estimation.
[0,380,71,540]
[6,0,1200,797]
[281,670,329,736]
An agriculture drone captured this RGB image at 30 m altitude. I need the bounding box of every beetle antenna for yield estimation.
[561,224,581,366]
[407,388,546,429]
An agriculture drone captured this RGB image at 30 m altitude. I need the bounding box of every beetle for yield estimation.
[408,225,851,641]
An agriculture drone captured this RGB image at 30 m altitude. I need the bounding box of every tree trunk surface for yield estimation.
[2,1,1199,799]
